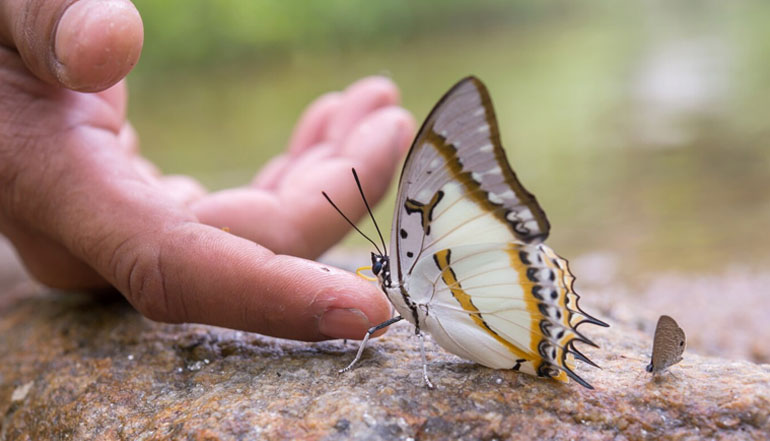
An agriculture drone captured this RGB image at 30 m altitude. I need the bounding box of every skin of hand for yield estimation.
[0,0,416,341]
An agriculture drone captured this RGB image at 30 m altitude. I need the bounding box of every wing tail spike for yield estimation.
[569,296,610,328]
[566,298,609,330]
[570,334,600,349]
[574,313,610,329]
[570,328,600,349]
[567,302,609,329]
[567,344,601,369]
[561,365,595,390]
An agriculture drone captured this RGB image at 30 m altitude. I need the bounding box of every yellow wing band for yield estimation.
[434,249,532,361]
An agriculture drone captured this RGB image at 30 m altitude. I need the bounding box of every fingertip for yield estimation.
[318,308,374,340]
[251,255,393,341]
[317,280,393,340]
[288,92,342,155]
[385,106,417,157]
[344,75,401,103]
[54,0,143,92]
[325,76,402,143]
[342,106,416,168]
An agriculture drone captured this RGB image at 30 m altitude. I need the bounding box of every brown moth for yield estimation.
[646,315,686,374]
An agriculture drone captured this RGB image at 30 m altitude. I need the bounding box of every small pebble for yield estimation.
[11,381,33,401]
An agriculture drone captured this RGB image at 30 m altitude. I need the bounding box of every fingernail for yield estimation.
[319,308,371,339]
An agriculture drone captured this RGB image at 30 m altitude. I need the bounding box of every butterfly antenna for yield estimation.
[351,168,388,256]
[322,191,383,255]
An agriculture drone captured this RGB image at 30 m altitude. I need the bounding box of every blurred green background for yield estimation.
[127,0,770,281]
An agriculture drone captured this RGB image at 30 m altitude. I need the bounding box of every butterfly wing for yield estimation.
[390,77,550,281]
[389,77,606,387]
[649,315,686,373]
[405,242,602,387]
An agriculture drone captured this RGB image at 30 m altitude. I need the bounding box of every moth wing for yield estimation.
[650,315,686,372]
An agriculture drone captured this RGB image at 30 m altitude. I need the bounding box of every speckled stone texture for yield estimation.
[1,246,770,440]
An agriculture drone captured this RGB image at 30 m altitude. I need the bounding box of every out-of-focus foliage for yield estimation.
[134,0,568,69]
[127,0,770,278]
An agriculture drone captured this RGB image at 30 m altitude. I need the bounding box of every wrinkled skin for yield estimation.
[0,0,416,341]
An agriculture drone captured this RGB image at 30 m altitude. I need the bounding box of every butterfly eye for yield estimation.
[372,260,383,275]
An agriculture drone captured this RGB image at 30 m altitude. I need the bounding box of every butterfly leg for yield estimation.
[338,315,403,374]
[652,369,681,382]
[417,331,434,389]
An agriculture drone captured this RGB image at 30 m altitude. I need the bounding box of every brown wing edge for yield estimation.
[395,77,482,189]
[467,76,552,243]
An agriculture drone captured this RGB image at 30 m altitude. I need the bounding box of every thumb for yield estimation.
[0,0,143,92]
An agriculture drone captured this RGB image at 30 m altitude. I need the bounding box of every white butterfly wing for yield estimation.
[390,77,550,281]
[404,242,599,386]
[388,77,606,388]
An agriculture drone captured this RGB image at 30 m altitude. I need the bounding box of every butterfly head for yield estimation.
[370,252,392,288]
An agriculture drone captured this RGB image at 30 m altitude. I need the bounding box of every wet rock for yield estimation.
[1,286,768,440]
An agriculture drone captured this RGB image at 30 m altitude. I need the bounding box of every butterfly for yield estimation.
[646,315,686,374]
[324,76,608,389]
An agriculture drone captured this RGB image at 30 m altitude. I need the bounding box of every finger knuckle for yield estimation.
[110,234,180,323]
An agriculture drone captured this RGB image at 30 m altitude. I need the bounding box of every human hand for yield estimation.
[0,0,416,341]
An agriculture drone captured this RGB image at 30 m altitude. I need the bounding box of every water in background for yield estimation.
[127,0,770,282]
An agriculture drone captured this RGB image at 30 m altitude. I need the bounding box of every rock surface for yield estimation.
[2,282,769,440]
[2,243,770,440]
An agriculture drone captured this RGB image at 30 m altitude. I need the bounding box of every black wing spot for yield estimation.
[513,222,531,236]
[400,228,408,239]
[404,191,445,236]
[406,251,414,258]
